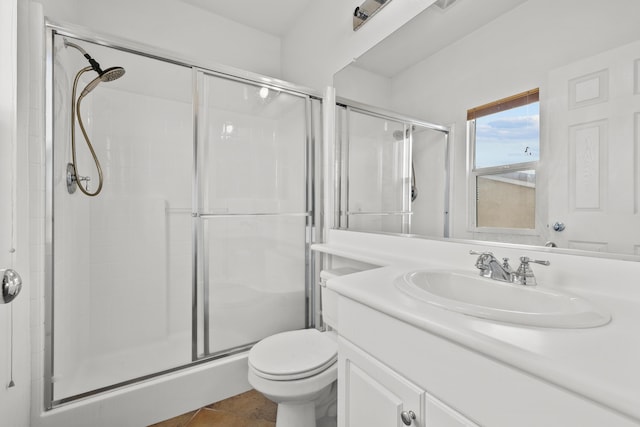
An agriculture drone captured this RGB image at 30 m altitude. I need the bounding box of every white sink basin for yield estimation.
[395,270,610,328]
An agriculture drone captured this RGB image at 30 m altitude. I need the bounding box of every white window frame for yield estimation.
[466,90,541,236]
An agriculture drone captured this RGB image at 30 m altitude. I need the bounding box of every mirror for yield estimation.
[334,0,640,258]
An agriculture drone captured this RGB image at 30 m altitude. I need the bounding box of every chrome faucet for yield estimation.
[470,250,513,282]
[470,251,549,286]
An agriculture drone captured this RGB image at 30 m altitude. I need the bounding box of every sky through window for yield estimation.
[475,102,539,169]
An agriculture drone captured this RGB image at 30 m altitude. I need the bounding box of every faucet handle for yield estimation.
[514,256,550,286]
[519,256,550,266]
[469,250,495,263]
[469,250,495,264]
[469,250,493,256]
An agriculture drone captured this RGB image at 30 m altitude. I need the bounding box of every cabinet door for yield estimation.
[425,395,479,427]
[339,338,424,427]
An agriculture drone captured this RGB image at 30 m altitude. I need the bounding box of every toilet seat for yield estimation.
[249,329,337,381]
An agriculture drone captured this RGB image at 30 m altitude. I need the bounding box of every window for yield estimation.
[468,89,539,230]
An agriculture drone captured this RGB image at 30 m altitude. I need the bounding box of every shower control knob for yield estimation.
[1,269,22,304]
[401,410,416,425]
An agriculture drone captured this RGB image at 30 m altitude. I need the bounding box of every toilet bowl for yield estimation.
[248,268,362,427]
[248,328,338,427]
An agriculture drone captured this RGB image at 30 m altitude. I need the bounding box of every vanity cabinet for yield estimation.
[339,337,478,427]
[329,290,639,427]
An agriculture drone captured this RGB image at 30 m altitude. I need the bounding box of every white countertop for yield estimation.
[326,263,640,423]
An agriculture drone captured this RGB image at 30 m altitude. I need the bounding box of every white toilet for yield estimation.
[248,328,338,427]
[248,268,359,427]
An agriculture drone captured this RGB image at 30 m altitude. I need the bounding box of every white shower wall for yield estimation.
[86,89,193,355]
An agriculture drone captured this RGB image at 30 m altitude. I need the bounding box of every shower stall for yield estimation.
[335,101,450,236]
[45,23,322,409]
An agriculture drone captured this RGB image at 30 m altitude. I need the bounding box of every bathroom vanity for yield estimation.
[315,232,640,427]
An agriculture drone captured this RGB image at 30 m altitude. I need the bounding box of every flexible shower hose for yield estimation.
[70,66,104,196]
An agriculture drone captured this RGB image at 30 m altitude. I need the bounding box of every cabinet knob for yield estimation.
[400,410,416,426]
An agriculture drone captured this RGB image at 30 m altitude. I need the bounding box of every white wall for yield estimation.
[282,0,437,90]
[333,65,393,109]
[387,0,640,242]
[1,0,32,426]
[35,0,283,78]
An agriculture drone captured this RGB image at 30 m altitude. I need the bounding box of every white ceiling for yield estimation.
[180,0,315,36]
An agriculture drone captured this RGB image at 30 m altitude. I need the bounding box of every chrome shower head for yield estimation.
[78,66,125,98]
[392,130,406,141]
[392,125,416,141]
[100,66,125,82]
[65,39,126,96]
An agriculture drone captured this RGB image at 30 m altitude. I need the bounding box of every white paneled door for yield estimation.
[546,39,640,255]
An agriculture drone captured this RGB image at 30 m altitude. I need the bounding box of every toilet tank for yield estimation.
[319,267,362,331]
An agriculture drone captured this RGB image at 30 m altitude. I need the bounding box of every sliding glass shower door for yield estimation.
[337,106,412,233]
[49,36,195,404]
[47,27,320,407]
[195,72,314,357]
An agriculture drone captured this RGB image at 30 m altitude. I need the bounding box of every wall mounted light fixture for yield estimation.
[353,0,461,31]
[353,0,391,31]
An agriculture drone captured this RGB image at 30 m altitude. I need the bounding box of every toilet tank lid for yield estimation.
[248,329,337,379]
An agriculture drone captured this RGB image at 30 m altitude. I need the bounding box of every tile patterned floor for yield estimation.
[149,389,277,427]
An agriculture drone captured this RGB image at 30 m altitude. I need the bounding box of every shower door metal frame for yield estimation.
[335,98,451,237]
[44,20,322,409]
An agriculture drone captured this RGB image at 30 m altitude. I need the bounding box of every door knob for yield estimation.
[1,269,22,304]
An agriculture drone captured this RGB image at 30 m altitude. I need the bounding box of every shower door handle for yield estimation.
[1,269,22,304]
